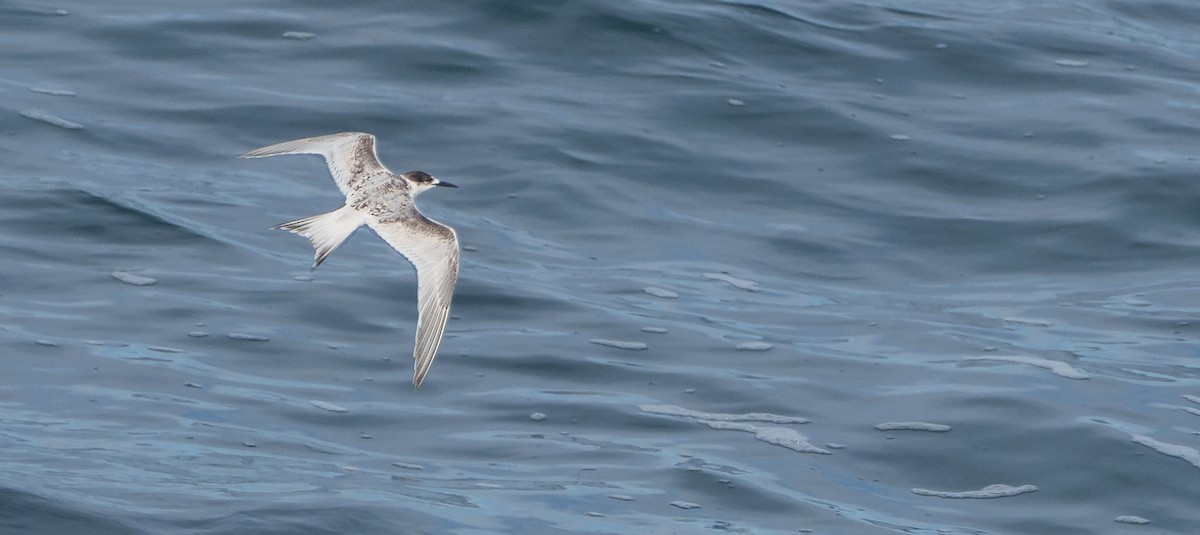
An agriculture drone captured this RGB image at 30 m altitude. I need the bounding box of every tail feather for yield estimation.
[274,205,365,269]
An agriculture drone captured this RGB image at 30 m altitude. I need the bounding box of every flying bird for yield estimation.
[240,132,459,388]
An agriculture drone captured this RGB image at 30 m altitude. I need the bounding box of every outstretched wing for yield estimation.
[367,211,460,388]
[239,132,387,196]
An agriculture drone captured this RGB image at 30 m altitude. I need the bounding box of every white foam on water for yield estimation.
[736,341,773,351]
[643,287,678,298]
[875,422,952,432]
[1130,434,1200,469]
[963,356,1089,379]
[640,327,668,334]
[641,404,826,453]
[112,271,156,286]
[21,109,82,129]
[310,400,348,413]
[1184,394,1200,405]
[590,339,647,350]
[702,272,760,292]
[228,333,270,341]
[669,500,701,509]
[29,87,76,96]
[281,31,315,40]
[911,484,1037,499]
[639,404,808,424]
[391,462,424,470]
[1114,515,1150,525]
[1002,317,1053,327]
[704,421,831,454]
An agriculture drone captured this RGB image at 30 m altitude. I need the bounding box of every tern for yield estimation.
[239,132,459,388]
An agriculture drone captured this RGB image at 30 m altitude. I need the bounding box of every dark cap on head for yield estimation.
[403,171,457,188]
[403,171,435,183]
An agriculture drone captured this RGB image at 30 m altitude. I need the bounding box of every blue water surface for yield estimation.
[3,1,1200,533]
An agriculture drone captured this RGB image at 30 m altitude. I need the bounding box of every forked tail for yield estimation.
[273,205,365,269]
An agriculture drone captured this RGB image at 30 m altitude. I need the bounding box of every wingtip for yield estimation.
[238,147,274,159]
[310,252,329,271]
[308,253,325,271]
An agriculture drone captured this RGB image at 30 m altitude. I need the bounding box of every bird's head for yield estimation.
[402,171,456,196]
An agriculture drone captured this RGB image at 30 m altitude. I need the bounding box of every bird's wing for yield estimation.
[366,211,460,388]
[239,132,387,196]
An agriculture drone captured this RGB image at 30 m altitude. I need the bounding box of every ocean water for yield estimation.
[2,0,1199,533]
